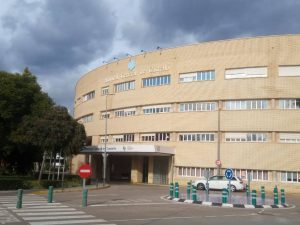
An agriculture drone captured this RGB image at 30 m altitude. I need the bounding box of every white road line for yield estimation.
[16,211,85,216]
[1,201,48,204]
[29,219,107,225]
[90,202,170,207]
[4,203,61,206]
[8,205,69,209]
[13,208,76,212]
[23,215,95,220]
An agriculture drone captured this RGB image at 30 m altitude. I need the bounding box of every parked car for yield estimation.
[192,175,245,192]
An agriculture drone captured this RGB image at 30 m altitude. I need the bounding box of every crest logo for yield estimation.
[128,59,136,71]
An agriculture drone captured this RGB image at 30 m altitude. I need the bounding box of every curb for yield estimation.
[166,196,290,209]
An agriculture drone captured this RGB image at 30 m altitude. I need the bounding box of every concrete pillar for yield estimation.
[148,157,154,184]
[131,156,143,183]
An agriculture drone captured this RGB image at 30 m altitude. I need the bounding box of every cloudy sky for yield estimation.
[0,0,299,113]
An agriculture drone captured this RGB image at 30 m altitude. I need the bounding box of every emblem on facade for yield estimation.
[128,59,136,71]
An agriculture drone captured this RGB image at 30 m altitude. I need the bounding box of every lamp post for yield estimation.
[102,93,113,186]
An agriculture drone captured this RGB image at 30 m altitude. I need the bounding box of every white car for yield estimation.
[192,175,245,192]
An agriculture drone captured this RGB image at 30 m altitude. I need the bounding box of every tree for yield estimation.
[0,69,53,174]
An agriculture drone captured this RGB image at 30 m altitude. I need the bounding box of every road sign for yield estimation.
[79,164,92,179]
[215,160,221,166]
[225,168,233,180]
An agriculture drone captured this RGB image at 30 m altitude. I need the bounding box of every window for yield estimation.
[142,75,170,87]
[178,133,216,142]
[179,70,215,83]
[224,100,269,110]
[115,108,136,117]
[81,114,93,123]
[279,65,300,77]
[179,102,217,112]
[100,136,108,143]
[279,133,300,143]
[225,133,267,142]
[177,167,214,177]
[82,91,95,102]
[101,112,110,119]
[233,169,269,181]
[225,67,267,79]
[115,81,135,92]
[141,133,170,141]
[143,105,172,114]
[279,99,300,109]
[101,86,109,95]
[112,134,134,142]
[281,171,300,183]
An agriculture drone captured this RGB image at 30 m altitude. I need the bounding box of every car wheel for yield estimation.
[230,185,236,192]
[197,183,205,190]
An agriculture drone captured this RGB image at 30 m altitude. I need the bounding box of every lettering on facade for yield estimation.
[104,65,170,83]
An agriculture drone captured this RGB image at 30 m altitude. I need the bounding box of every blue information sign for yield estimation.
[225,168,233,180]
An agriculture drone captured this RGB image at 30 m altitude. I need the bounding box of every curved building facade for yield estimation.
[73,35,300,191]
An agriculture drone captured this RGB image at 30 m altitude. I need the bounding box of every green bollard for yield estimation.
[281,189,285,205]
[16,189,23,209]
[175,182,179,198]
[251,189,257,205]
[222,189,228,204]
[82,189,88,207]
[192,185,197,201]
[246,184,250,204]
[274,185,279,205]
[48,186,54,203]
[169,183,174,197]
[261,186,265,205]
[187,182,191,200]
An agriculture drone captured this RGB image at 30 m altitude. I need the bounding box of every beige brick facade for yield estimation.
[73,35,300,191]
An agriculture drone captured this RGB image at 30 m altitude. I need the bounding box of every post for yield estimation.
[82,189,88,207]
[217,102,221,175]
[205,182,209,202]
[227,179,232,203]
[48,186,54,203]
[83,178,86,190]
[261,186,265,205]
[169,182,174,197]
[222,189,228,204]
[246,184,250,204]
[280,189,285,205]
[251,189,257,206]
[16,189,23,209]
[187,181,191,200]
[274,185,278,205]
[175,182,179,198]
[103,94,109,186]
[192,185,197,201]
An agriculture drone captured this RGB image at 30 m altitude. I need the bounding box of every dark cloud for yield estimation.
[1,0,116,74]
[123,0,300,47]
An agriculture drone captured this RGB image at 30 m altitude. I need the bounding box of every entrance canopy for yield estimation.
[81,144,174,156]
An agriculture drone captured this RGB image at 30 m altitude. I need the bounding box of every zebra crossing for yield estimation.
[0,194,116,225]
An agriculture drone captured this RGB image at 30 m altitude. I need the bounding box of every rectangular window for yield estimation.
[279,99,300,109]
[100,136,108,143]
[81,114,93,123]
[141,133,170,141]
[143,105,172,114]
[225,133,267,142]
[115,108,136,117]
[279,65,300,77]
[112,134,134,142]
[101,112,110,119]
[281,171,300,183]
[101,86,109,95]
[115,81,135,92]
[82,91,95,102]
[279,133,300,143]
[179,102,217,112]
[178,133,216,142]
[225,67,267,79]
[179,70,215,83]
[224,100,268,110]
[142,75,170,87]
[177,167,214,177]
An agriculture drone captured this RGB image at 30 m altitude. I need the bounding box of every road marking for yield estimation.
[4,203,61,207]
[16,211,85,216]
[12,208,76,212]
[23,215,95,220]
[8,205,69,209]
[89,202,170,207]
[29,219,108,225]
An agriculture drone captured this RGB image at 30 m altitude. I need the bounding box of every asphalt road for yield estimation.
[1,184,300,225]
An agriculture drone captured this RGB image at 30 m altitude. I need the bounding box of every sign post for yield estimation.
[79,164,92,189]
[225,168,233,203]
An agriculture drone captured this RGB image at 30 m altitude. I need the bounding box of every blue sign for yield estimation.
[128,59,136,71]
[225,168,233,180]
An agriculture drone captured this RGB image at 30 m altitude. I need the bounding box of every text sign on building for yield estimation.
[79,164,92,178]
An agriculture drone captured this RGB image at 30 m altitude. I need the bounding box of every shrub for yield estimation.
[0,178,33,190]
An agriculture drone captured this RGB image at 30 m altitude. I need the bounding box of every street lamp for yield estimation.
[103,93,114,186]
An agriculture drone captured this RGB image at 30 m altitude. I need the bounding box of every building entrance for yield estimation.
[109,156,131,181]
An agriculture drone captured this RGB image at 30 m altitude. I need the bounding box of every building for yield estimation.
[73,35,300,191]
